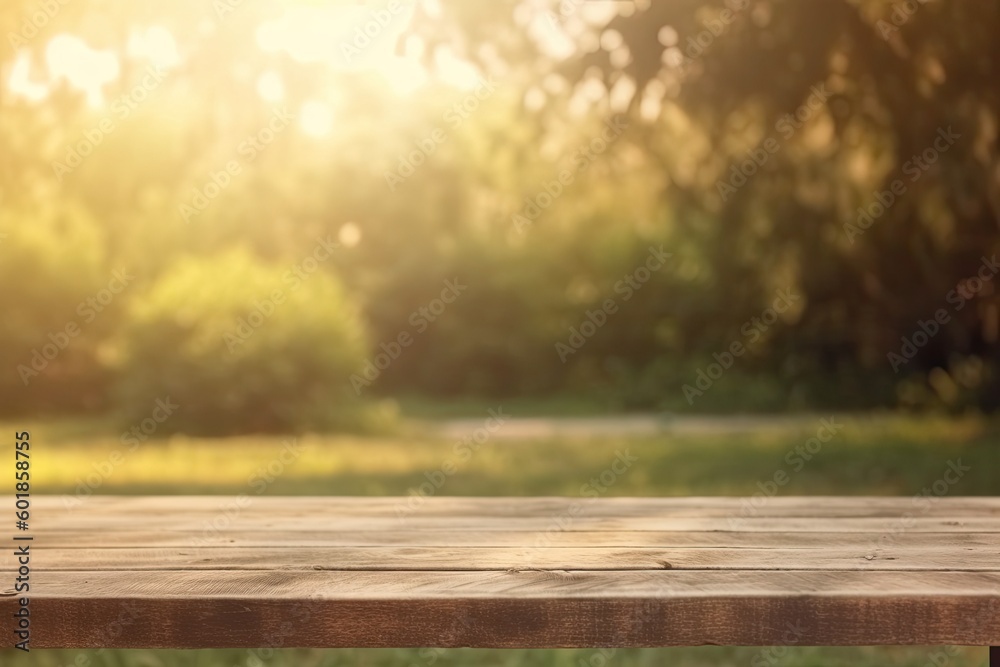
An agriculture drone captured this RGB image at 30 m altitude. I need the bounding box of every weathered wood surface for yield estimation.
[1,496,998,648]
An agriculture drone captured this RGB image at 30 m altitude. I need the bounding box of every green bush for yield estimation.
[0,204,112,415]
[117,249,370,435]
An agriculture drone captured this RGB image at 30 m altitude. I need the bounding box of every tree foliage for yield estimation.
[0,0,997,426]
[117,249,368,434]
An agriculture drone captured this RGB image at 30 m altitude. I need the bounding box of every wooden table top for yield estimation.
[2,496,998,648]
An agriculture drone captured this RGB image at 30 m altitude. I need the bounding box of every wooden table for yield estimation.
[2,496,999,653]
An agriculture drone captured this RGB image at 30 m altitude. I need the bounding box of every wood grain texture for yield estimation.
[1,495,998,648]
[33,516,1000,532]
[28,529,1000,549]
[3,546,999,572]
[42,495,1000,516]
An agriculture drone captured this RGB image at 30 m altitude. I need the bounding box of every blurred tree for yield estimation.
[0,0,997,421]
[116,249,368,434]
[412,0,1000,409]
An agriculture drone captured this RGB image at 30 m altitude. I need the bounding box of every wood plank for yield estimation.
[4,496,998,648]
[43,495,1000,517]
[33,515,1000,532]
[10,569,999,600]
[1,570,997,647]
[28,529,1000,549]
[3,546,998,572]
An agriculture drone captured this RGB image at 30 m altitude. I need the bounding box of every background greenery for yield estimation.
[1,0,998,431]
[0,0,997,665]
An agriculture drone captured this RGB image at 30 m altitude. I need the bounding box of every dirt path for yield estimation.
[434,413,832,441]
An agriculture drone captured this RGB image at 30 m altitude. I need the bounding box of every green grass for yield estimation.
[16,412,999,497]
[1,412,997,667]
[394,393,621,419]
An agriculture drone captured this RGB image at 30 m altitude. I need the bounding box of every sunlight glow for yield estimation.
[339,222,362,248]
[256,3,434,95]
[256,70,285,102]
[378,57,428,94]
[8,52,48,102]
[434,47,482,89]
[126,26,180,69]
[6,1,481,108]
[46,34,119,106]
[300,100,333,137]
